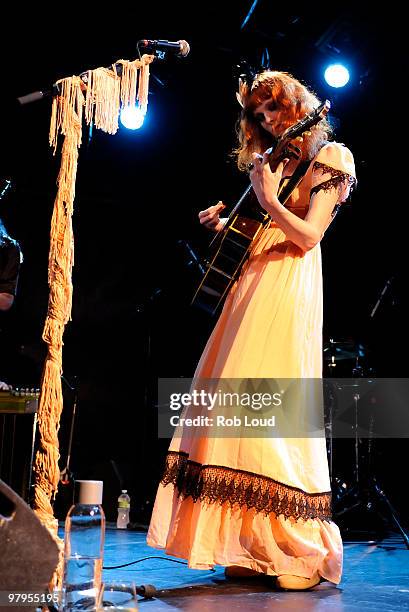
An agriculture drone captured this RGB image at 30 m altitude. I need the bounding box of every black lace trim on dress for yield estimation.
[160,450,332,522]
[310,161,357,198]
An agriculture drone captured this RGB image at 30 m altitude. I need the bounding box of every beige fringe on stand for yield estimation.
[32,54,154,591]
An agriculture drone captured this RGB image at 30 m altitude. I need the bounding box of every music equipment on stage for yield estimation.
[324,337,366,363]
[323,338,369,482]
[324,337,367,378]
[323,340,365,494]
[0,177,12,200]
[54,376,79,518]
[0,389,39,502]
[191,100,331,315]
[0,388,39,413]
[323,341,409,546]
[0,479,59,599]
[138,39,190,58]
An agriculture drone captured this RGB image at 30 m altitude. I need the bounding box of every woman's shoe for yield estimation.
[224,565,262,578]
[276,572,321,590]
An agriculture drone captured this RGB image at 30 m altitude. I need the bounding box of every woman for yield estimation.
[147,71,356,590]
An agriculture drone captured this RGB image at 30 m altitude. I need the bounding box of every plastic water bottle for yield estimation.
[116,490,131,529]
[62,480,105,610]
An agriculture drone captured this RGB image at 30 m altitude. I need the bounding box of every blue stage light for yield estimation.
[324,64,350,88]
[120,105,145,130]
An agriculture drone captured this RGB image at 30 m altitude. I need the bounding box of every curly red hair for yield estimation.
[233,71,332,171]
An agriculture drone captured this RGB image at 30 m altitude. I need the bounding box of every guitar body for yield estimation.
[192,209,268,315]
[191,100,331,315]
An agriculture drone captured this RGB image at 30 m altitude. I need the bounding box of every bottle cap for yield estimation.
[122,490,127,493]
[76,480,103,505]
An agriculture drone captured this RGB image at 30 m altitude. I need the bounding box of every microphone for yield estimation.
[139,39,190,58]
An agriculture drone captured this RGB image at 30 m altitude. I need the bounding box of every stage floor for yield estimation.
[60,525,409,610]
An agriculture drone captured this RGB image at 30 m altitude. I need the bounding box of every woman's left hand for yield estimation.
[249,152,290,211]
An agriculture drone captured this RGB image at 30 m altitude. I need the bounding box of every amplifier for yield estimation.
[0,389,39,501]
[0,389,39,414]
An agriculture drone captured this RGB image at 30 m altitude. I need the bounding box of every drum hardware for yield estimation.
[325,379,362,501]
[324,337,366,364]
[324,338,409,547]
[324,338,365,483]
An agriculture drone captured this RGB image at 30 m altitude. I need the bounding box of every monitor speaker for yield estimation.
[0,479,59,602]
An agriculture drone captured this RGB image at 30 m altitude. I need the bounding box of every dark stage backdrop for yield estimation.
[0,6,407,530]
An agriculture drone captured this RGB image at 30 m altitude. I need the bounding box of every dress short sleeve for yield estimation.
[310,142,357,206]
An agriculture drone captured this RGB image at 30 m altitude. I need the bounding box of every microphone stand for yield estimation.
[177,240,207,276]
[56,375,79,513]
[16,50,164,106]
[370,276,394,319]
[59,375,78,485]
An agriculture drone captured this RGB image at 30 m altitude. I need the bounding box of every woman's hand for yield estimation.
[198,201,227,231]
[250,152,290,212]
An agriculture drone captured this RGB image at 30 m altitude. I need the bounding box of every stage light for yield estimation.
[324,64,350,88]
[120,105,145,130]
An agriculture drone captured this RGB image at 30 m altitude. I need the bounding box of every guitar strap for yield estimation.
[278,159,312,206]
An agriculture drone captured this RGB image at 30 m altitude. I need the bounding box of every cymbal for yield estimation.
[323,339,365,361]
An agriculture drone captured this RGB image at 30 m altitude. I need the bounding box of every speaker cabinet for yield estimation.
[0,479,59,608]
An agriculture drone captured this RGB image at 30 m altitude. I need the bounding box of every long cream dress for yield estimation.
[147,142,356,583]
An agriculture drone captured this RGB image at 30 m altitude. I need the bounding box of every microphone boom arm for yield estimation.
[17,50,159,106]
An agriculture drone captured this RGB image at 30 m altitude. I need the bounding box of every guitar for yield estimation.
[192,100,331,315]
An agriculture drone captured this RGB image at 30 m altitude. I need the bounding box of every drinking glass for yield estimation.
[97,581,138,610]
